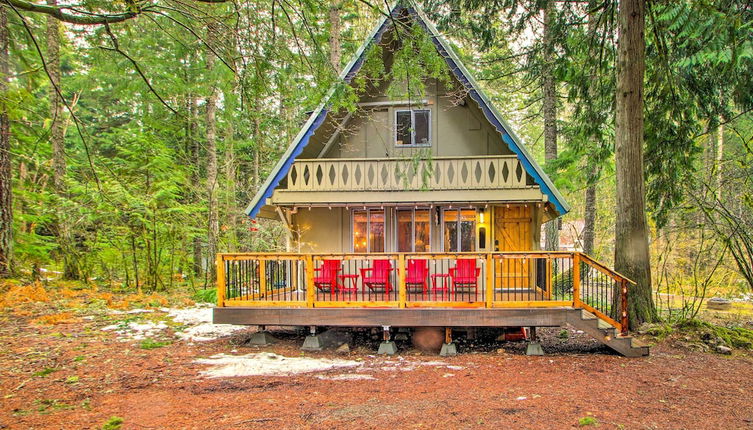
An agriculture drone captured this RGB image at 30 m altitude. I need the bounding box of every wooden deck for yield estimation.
[214,251,633,334]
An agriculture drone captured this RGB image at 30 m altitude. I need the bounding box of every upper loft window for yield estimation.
[395,109,431,147]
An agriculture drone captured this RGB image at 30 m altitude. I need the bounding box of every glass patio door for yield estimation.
[442,208,476,252]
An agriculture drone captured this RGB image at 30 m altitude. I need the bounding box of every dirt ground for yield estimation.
[1,296,753,429]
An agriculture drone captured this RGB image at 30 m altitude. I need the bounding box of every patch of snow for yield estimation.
[418,361,447,366]
[166,306,248,342]
[317,374,376,381]
[108,308,154,315]
[196,352,361,378]
[102,305,247,342]
[101,321,168,340]
[380,366,412,372]
[376,360,463,372]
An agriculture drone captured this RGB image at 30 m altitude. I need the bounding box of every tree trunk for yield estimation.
[224,121,239,252]
[253,115,260,190]
[583,171,598,255]
[224,33,239,252]
[582,0,599,257]
[329,0,341,72]
[542,2,559,251]
[187,91,203,279]
[614,0,656,327]
[0,6,11,276]
[205,27,219,285]
[47,0,65,193]
[46,1,77,279]
[716,122,724,199]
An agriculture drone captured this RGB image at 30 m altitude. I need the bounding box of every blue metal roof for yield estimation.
[245,1,570,219]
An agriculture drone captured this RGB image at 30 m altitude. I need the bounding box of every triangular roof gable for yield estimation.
[245,1,570,218]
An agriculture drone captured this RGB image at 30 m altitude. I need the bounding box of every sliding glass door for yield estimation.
[443,208,476,252]
[396,208,431,252]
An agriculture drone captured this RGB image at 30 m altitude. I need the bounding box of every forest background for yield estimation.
[0,0,751,325]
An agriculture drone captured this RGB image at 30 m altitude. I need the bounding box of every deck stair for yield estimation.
[567,309,649,357]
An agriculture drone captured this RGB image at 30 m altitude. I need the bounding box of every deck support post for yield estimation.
[248,326,277,345]
[526,327,544,356]
[377,325,397,355]
[301,325,323,351]
[440,327,457,357]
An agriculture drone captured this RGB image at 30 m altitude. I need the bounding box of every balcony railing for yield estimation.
[284,156,530,192]
[216,252,632,333]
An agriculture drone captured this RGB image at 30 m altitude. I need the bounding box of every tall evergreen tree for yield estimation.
[542,1,559,251]
[614,0,656,325]
[0,5,10,275]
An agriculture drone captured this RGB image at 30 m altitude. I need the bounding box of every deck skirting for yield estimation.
[213,306,572,327]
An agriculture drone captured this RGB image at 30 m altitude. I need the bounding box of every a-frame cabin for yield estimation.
[214,2,648,357]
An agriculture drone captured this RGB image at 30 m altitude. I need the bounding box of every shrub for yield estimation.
[139,338,171,350]
[102,416,124,430]
[193,288,217,305]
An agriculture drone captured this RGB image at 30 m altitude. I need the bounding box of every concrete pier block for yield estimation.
[248,331,277,346]
[301,335,324,351]
[526,342,544,356]
[439,342,458,357]
[377,341,398,355]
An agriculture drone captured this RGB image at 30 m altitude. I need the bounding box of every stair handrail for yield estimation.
[575,252,634,335]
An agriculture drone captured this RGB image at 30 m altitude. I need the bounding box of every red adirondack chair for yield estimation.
[449,258,480,298]
[360,259,393,294]
[405,259,429,294]
[313,259,341,292]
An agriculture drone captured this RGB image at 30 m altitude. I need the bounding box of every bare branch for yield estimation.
[100,23,179,115]
[2,0,228,26]
[3,0,138,25]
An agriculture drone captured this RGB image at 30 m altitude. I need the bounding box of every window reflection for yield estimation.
[397,209,431,252]
[352,209,384,253]
[369,210,384,253]
[353,211,368,253]
[443,208,476,252]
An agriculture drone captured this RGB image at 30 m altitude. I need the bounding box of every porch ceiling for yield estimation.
[269,188,547,206]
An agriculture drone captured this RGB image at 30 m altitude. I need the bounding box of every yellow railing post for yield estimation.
[258,257,267,298]
[216,253,225,307]
[545,255,552,299]
[485,253,493,308]
[398,254,407,308]
[305,255,315,308]
[572,252,581,307]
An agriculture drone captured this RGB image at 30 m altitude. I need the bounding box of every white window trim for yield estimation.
[394,109,432,147]
[441,207,477,252]
[395,207,432,253]
[351,208,386,253]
